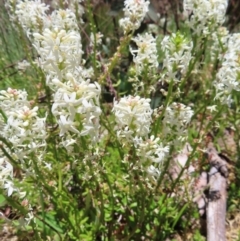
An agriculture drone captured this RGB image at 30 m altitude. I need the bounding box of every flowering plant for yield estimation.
[0,0,239,240]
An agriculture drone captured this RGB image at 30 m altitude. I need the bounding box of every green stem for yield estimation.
[86,0,97,75]
[153,78,174,137]
[98,34,133,85]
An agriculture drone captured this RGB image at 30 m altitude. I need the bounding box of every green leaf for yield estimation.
[0,194,6,206]
[36,212,64,234]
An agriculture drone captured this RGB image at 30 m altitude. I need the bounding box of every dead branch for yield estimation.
[206,166,227,241]
[206,145,227,241]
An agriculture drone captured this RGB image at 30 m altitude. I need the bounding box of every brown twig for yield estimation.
[206,145,227,241]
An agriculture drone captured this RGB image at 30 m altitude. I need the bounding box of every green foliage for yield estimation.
[0,2,40,96]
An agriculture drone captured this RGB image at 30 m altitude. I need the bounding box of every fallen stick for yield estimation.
[206,146,227,241]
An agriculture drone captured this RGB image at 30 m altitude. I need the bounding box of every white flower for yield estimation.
[130,33,158,74]
[49,9,79,31]
[163,102,193,141]
[0,157,13,182]
[33,28,82,79]
[14,0,49,37]
[207,105,217,112]
[131,135,169,180]
[164,103,193,126]
[4,180,16,196]
[214,33,240,105]
[147,165,160,178]
[52,73,102,142]
[0,152,16,197]
[90,32,104,47]
[25,206,35,225]
[58,115,79,136]
[0,88,28,111]
[0,89,47,160]
[1,96,47,159]
[10,1,82,38]
[210,27,229,61]
[134,135,169,164]
[161,32,193,82]
[46,65,94,89]
[43,162,52,170]
[119,0,150,33]
[112,96,152,140]
[50,0,85,20]
[183,0,228,35]
[60,135,77,153]
[17,60,31,71]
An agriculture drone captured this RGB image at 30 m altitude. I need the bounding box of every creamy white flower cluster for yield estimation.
[33,28,82,82]
[162,102,193,142]
[183,0,228,35]
[49,8,80,31]
[0,153,15,196]
[113,96,169,177]
[8,0,102,144]
[8,0,82,81]
[52,73,101,142]
[161,33,193,82]
[0,88,47,157]
[133,135,169,177]
[90,32,103,47]
[119,0,150,33]
[7,0,49,36]
[113,96,153,140]
[215,33,240,105]
[9,0,80,37]
[210,27,229,62]
[0,88,47,196]
[89,32,104,58]
[130,33,158,75]
[50,0,85,19]
[0,88,28,111]
[17,60,31,72]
